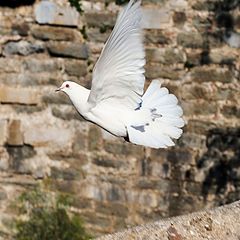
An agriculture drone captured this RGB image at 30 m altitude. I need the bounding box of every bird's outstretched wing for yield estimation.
[88,0,145,109]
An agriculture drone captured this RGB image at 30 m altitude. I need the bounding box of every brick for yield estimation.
[35,1,79,26]
[7,120,23,146]
[191,66,234,83]
[142,9,171,29]
[31,25,82,41]
[0,86,39,105]
[47,42,89,59]
[0,120,8,146]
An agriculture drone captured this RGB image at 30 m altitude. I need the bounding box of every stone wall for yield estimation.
[0,0,239,238]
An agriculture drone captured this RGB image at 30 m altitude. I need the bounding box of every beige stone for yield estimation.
[0,120,8,146]
[24,124,73,148]
[0,86,39,105]
[7,119,23,146]
[141,9,171,29]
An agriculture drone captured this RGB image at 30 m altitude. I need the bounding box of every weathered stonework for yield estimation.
[0,0,239,239]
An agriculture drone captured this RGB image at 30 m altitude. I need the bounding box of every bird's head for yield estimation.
[55,81,74,95]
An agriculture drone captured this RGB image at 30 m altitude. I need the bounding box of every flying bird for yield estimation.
[56,0,184,148]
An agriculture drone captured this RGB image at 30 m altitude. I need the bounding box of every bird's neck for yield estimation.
[69,85,90,117]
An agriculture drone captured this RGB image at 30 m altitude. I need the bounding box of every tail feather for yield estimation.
[126,79,184,148]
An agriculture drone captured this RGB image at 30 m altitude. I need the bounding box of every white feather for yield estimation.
[88,0,145,109]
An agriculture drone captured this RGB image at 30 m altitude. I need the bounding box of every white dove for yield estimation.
[56,0,184,148]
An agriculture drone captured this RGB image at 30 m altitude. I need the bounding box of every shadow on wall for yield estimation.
[197,128,240,205]
[0,0,36,7]
[186,0,240,68]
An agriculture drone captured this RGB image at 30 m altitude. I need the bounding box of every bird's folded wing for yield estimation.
[88,0,145,109]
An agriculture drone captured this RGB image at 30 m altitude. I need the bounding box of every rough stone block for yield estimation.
[64,60,88,76]
[7,119,23,146]
[221,105,240,118]
[182,101,218,116]
[92,154,126,169]
[0,86,39,105]
[31,25,82,41]
[181,83,212,100]
[12,22,29,36]
[177,32,203,48]
[191,66,234,83]
[35,1,79,26]
[0,120,8,146]
[145,64,183,80]
[145,29,170,44]
[23,58,60,73]
[0,147,9,171]
[24,124,73,148]
[95,202,128,218]
[3,41,44,56]
[47,42,89,59]
[186,120,217,135]
[146,48,186,64]
[6,145,36,173]
[0,58,21,73]
[141,9,171,29]
[85,12,116,28]
[52,106,84,121]
[88,125,102,151]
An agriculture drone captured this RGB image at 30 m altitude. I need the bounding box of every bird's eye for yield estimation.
[66,84,69,88]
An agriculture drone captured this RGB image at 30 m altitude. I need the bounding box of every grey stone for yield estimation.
[3,41,44,56]
[47,42,89,59]
[35,1,79,27]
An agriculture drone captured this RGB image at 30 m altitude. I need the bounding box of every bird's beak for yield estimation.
[55,87,63,92]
